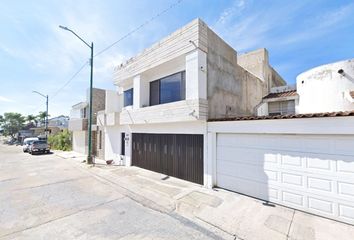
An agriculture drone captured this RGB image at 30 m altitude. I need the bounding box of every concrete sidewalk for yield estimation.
[55,151,354,240]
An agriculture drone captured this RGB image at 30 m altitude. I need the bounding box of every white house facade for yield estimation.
[99,18,284,185]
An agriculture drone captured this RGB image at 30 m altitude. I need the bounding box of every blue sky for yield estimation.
[1,0,354,117]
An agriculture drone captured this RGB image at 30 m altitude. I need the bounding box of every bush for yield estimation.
[48,129,72,151]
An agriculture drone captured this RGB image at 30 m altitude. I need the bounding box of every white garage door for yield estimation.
[216,133,354,224]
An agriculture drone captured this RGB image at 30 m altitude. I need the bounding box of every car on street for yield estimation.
[28,140,50,155]
[23,137,39,152]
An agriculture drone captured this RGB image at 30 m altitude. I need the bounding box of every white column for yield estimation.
[124,132,132,166]
[206,131,216,188]
[185,49,207,100]
[133,75,141,109]
[133,75,149,109]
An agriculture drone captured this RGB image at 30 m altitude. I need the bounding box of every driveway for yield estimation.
[0,144,226,240]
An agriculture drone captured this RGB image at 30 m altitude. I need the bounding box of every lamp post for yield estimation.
[32,91,49,138]
[59,25,94,164]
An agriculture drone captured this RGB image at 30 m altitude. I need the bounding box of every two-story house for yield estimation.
[98,19,285,186]
[68,88,106,158]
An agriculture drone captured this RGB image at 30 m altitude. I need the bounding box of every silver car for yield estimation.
[23,137,39,152]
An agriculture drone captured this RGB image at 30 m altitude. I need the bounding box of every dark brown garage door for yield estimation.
[132,133,203,184]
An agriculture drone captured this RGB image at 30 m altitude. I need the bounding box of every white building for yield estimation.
[99,18,285,185]
[257,58,354,116]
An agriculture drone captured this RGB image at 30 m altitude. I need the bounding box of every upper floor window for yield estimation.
[150,71,186,106]
[124,88,133,107]
[80,107,87,118]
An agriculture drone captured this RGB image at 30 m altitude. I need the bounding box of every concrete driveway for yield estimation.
[0,144,226,240]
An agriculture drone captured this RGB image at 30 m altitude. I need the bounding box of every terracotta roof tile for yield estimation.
[208,110,354,122]
[263,90,298,99]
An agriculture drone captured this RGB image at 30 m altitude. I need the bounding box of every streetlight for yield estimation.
[59,25,94,164]
[32,91,49,138]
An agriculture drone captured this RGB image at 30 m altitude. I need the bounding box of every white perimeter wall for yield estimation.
[72,131,86,155]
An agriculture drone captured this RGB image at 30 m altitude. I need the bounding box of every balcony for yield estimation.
[120,99,208,125]
[68,118,88,131]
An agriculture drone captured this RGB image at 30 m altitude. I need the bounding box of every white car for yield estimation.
[23,137,39,152]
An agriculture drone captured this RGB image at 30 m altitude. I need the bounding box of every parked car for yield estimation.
[28,140,50,155]
[23,137,39,152]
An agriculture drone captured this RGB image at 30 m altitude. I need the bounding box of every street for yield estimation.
[0,144,224,240]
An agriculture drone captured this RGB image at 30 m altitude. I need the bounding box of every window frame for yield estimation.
[123,88,134,107]
[149,71,186,106]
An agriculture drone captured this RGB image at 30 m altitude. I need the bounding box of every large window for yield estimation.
[268,100,295,116]
[150,71,186,106]
[124,88,133,107]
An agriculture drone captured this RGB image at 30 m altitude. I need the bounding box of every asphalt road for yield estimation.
[0,143,223,240]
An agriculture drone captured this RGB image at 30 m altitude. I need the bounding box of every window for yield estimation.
[124,88,133,107]
[268,100,295,116]
[150,71,185,106]
[81,107,87,118]
[121,133,125,155]
[99,130,102,149]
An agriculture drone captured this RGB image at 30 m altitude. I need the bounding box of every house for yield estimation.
[68,88,106,157]
[257,58,354,116]
[48,115,69,130]
[98,18,285,185]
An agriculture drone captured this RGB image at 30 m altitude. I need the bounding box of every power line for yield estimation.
[45,0,183,110]
[51,61,89,99]
[94,0,183,57]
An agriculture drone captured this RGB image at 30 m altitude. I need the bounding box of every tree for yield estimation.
[26,114,36,123]
[37,111,49,126]
[47,129,72,151]
[0,112,25,139]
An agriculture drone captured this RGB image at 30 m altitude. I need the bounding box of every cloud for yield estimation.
[0,96,14,103]
[212,1,354,52]
[279,3,354,45]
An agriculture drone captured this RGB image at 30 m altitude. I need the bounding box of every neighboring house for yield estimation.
[257,58,354,116]
[48,115,69,130]
[97,18,285,184]
[68,88,106,158]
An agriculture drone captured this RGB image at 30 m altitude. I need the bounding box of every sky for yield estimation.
[1,0,354,117]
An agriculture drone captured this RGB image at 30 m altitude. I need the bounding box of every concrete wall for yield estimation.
[114,18,208,83]
[87,88,106,124]
[237,48,286,89]
[72,130,87,154]
[297,59,354,113]
[206,29,267,118]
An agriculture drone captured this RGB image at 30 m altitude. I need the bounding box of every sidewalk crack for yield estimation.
[286,210,295,240]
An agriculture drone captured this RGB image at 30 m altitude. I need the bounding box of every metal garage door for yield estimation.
[132,133,203,184]
[216,133,354,224]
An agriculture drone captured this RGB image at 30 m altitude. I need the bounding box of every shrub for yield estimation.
[48,129,72,151]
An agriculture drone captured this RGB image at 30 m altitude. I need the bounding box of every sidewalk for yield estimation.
[55,151,354,240]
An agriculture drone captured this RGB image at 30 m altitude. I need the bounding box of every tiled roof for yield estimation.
[350,91,354,99]
[263,90,298,99]
[208,111,354,122]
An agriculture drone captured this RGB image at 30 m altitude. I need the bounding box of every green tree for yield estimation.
[37,111,49,126]
[47,129,72,151]
[0,112,25,139]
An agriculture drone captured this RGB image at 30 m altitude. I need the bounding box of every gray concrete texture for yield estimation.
[0,144,225,240]
[56,151,354,240]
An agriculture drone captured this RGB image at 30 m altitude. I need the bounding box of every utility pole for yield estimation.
[45,94,49,137]
[32,91,49,138]
[87,42,94,164]
[59,25,94,164]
